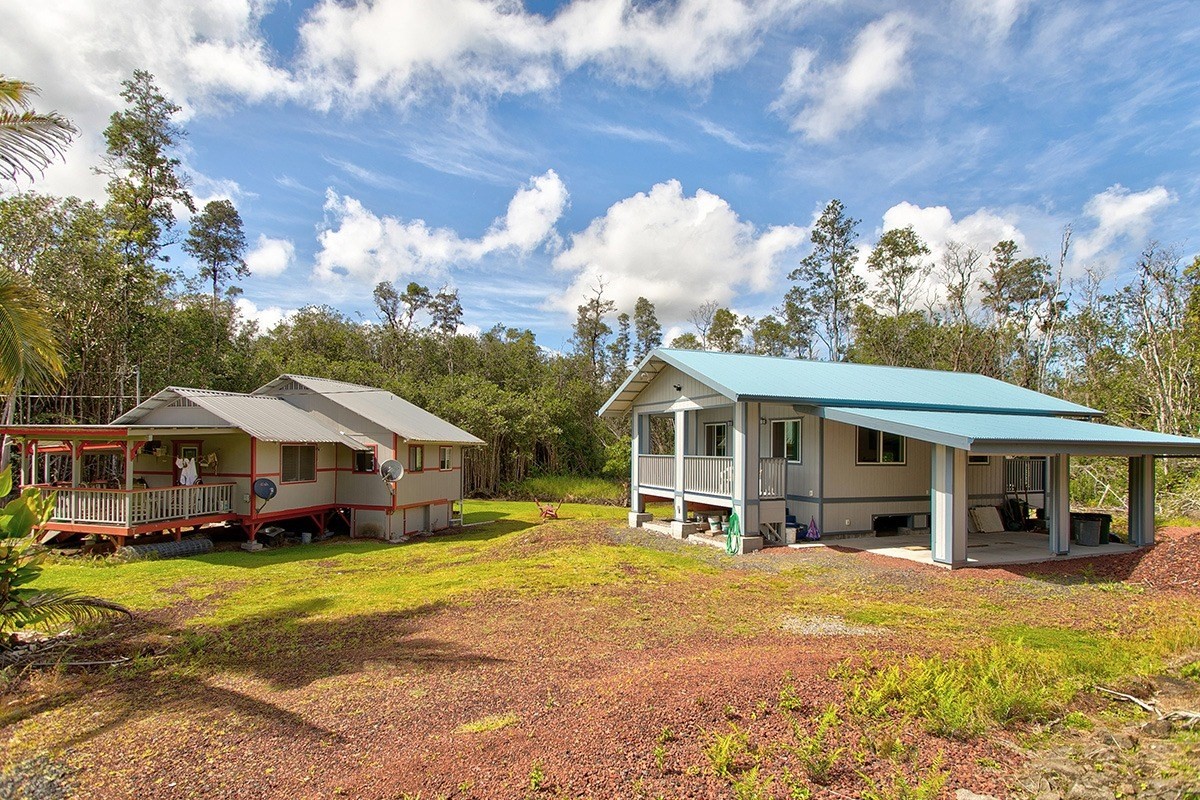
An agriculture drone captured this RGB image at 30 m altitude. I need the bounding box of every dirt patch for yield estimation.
[990,529,1200,595]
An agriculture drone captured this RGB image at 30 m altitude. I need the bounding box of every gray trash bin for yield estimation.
[1071,516,1102,547]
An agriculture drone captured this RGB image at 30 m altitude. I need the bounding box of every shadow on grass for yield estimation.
[170,516,536,570]
[4,597,504,752]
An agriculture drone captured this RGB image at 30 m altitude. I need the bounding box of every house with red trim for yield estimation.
[2,375,483,546]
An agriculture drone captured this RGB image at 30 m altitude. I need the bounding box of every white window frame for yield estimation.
[704,422,729,457]
[771,418,802,463]
[439,446,452,471]
[855,427,906,466]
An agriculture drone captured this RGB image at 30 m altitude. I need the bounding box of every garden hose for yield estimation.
[725,512,741,555]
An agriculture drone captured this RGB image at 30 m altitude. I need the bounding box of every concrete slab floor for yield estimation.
[791,530,1140,569]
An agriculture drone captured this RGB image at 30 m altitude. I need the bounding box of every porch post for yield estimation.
[731,401,762,552]
[930,444,967,565]
[18,439,27,486]
[124,442,135,526]
[629,412,647,516]
[70,441,81,487]
[673,409,686,521]
[1047,454,1070,555]
[1128,456,1155,546]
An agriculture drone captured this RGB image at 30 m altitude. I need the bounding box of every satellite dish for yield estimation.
[379,459,405,483]
[253,478,278,501]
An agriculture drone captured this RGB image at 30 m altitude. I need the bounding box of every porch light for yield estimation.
[673,384,682,391]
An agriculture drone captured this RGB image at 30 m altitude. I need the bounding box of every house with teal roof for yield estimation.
[599,349,1200,567]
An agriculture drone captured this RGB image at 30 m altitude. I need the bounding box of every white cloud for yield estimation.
[1074,184,1175,263]
[774,13,914,141]
[245,235,295,278]
[880,201,1028,265]
[958,0,1031,39]
[551,179,805,321]
[0,0,293,200]
[235,297,296,333]
[294,0,808,109]
[313,169,567,287]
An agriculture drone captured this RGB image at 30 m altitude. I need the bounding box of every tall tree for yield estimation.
[571,283,615,383]
[866,225,931,316]
[776,286,816,358]
[98,70,193,382]
[688,300,719,348]
[749,314,791,356]
[708,307,745,353]
[608,312,631,381]
[632,296,662,361]
[99,70,194,269]
[427,286,463,337]
[0,77,77,185]
[183,199,248,316]
[789,199,863,360]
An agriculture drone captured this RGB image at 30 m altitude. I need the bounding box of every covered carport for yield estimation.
[813,407,1200,568]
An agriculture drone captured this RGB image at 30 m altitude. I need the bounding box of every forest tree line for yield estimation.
[1,72,1198,510]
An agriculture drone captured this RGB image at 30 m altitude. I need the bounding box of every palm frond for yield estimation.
[3,590,131,632]
[0,270,65,393]
[0,109,77,182]
[0,77,37,110]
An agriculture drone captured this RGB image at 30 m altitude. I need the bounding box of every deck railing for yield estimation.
[684,456,733,496]
[638,456,786,499]
[758,457,786,499]
[637,454,674,489]
[43,483,237,528]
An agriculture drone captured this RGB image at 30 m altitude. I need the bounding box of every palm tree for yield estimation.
[0,77,77,184]
[0,269,65,472]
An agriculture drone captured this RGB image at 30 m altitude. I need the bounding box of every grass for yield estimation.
[501,474,627,504]
[34,501,707,629]
[12,498,1200,796]
[456,713,518,733]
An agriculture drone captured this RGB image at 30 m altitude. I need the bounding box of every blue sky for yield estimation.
[5,1,1199,349]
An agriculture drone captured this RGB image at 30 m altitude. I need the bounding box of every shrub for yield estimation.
[703,723,751,778]
[784,704,844,783]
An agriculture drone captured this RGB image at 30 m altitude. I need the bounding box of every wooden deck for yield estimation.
[36,483,240,543]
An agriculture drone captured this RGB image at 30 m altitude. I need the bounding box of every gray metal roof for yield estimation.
[817,407,1200,457]
[112,388,368,449]
[600,348,1101,418]
[254,375,485,445]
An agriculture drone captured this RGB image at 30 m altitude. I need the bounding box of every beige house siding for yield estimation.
[632,365,731,413]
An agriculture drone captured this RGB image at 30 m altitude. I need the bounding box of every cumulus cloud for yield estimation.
[774,13,914,141]
[880,201,1028,265]
[245,235,295,278]
[294,0,808,108]
[551,179,805,320]
[313,169,567,286]
[235,297,297,333]
[1074,184,1175,263]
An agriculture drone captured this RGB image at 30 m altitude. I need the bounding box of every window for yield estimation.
[353,449,377,473]
[281,445,316,482]
[704,423,728,457]
[771,419,802,462]
[968,454,990,465]
[856,427,905,465]
[439,446,452,471]
[408,445,424,472]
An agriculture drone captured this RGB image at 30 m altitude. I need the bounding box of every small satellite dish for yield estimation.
[253,478,278,501]
[379,459,405,483]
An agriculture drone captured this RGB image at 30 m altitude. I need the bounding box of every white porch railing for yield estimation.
[44,483,237,528]
[638,456,786,499]
[638,454,674,489]
[684,456,733,496]
[758,457,786,499]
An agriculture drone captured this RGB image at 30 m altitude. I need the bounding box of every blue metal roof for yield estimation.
[599,348,1100,417]
[820,407,1200,456]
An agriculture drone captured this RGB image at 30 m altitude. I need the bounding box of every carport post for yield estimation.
[1047,454,1070,555]
[1128,456,1155,546]
[930,444,967,565]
